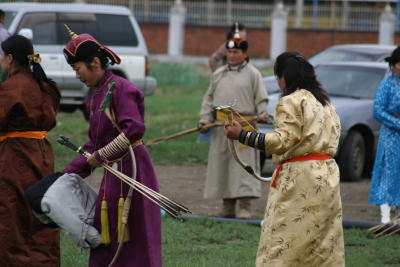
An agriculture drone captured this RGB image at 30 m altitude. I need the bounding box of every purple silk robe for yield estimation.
[64,71,162,267]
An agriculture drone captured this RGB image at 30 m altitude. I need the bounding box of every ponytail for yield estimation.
[31,61,61,100]
[1,35,61,100]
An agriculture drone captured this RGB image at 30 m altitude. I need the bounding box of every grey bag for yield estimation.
[35,173,101,248]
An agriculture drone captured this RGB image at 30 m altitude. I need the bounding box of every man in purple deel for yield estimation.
[62,25,162,267]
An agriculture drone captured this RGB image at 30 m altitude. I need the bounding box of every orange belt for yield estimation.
[0,131,47,142]
[271,153,332,188]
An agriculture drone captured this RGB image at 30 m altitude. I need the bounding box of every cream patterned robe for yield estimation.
[256,89,345,267]
[199,62,268,199]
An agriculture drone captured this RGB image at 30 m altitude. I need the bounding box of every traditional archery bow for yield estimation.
[214,105,273,183]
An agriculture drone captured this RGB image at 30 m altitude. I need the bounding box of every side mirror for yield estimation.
[18,28,33,40]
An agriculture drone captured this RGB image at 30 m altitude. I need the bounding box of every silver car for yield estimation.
[309,44,396,66]
[265,44,394,95]
[260,62,389,182]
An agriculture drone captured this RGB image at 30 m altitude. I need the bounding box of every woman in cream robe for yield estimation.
[224,51,345,267]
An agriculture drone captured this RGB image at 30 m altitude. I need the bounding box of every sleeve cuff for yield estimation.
[93,151,105,164]
[238,130,265,151]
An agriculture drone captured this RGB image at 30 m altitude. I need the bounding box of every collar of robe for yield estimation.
[228,61,248,72]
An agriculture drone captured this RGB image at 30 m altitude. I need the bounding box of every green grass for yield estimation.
[145,63,212,164]
[345,228,400,266]
[61,218,400,267]
[144,83,209,164]
[162,217,260,267]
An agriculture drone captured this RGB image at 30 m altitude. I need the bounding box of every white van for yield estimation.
[0,2,156,112]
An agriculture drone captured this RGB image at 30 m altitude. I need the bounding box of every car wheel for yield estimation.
[339,131,366,182]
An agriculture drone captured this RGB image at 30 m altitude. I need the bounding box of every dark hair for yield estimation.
[226,22,246,40]
[1,35,60,100]
[0,9,5,20]
[82,49,110,71]
[385,46,400,68]
[274,51,330,106]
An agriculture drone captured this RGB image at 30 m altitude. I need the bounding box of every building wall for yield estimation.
[139,23,395,59]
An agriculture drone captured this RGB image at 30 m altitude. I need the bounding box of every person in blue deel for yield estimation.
[369,46,400,224]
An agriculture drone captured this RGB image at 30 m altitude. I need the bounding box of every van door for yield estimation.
[16,13,63,86]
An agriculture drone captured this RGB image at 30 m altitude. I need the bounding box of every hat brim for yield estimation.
[225,40,248,52]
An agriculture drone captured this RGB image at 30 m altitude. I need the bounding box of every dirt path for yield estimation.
[86,161,381,222]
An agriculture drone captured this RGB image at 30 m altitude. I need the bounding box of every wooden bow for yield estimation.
[218,106,272,183]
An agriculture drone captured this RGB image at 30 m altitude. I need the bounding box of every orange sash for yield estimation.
[271,153,332,188]
[0,131,47,142]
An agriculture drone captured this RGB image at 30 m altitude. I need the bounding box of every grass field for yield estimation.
[51,63,400,267]
[61,217,400,267]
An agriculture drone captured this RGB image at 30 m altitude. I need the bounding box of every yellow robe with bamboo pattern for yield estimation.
[256,89,345,267]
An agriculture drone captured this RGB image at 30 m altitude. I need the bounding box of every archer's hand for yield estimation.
[87,154,102,167]
[224,120,242,140]
[257,111,269,122]
[198,123,209,133]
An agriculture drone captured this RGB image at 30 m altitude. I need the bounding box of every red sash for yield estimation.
[271,153,333,188]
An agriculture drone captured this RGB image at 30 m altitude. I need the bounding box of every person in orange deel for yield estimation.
[0,35,61,266]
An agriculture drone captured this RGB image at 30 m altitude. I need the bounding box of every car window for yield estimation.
[309,50,375,66]
[58,12,97,46]
[17,13,57,45]
[316,65,386,99]
[96,14,138,46]
[58,13,138,47]
[4,11,17,29]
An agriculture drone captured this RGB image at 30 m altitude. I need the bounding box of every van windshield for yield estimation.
[59,13,138,47]
[4,11,17,29]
